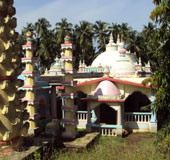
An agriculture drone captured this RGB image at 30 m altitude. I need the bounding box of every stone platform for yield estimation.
[64,132,100,149]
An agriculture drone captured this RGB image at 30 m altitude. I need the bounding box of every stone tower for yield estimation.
[0,0,29,150]
[22,31,39,135]
[61,36,77,139]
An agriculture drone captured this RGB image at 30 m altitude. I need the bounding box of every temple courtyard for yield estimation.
[0,133,169,160]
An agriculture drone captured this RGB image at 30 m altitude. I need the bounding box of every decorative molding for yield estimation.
[21,57,38,63]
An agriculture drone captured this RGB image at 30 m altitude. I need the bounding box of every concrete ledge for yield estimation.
[64,132,100,149]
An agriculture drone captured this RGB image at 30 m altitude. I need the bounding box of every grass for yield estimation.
[50,133,169,160]
[1,133,169,160]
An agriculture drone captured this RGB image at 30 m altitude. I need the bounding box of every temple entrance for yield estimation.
[95,103,117,125]
[124,91,151,112]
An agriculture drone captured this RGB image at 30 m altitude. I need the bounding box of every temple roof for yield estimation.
[75,77,150,88]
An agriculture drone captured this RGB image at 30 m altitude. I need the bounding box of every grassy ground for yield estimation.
[50,133,169,160]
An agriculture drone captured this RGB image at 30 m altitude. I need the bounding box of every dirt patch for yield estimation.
[125,133,150,145]
[116,133,155,154]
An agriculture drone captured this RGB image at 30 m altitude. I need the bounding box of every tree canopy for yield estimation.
[17,18,158,73]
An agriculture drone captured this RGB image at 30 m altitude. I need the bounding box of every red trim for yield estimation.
[61,56,73,59]
[74,77,150,88]
[61,43,73,47]
[82,98,125,102]
[21,98,39,103]
[63,69,73,71]
[56,86,64,90]
[22,42,33,49]
[22,85,38,88]
[22,71,38,75]
[21,57,38,61]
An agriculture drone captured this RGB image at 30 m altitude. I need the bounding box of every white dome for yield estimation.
[91,34,136,77]
[92,50,120,67]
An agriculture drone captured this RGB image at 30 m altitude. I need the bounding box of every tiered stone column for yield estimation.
[0,0,29,151]
[61,36,77,139]
[22,31,39,135]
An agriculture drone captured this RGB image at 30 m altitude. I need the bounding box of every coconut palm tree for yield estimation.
[54,18,73,44]
[33,18,58,72]
[93,20,109,54]
[126,30,142,56]
[34,18,51,38]
[119,23,132,43]
[74,21,95,66]
[108,23,121,42]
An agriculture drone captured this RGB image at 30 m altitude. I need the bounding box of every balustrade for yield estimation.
[124,112,152,123]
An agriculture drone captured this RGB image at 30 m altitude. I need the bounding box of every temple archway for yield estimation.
[124,91,151,112]
[95,103,117,125]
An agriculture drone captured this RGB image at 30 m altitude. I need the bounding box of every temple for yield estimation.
[42,34,157,137]
[0,0,157,154]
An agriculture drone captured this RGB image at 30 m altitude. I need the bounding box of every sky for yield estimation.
[14,0,155,32]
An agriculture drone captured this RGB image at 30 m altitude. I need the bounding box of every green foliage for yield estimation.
[19,18,145,71]
[155,123,170,157]
[149,0,170,127]
[33,150,41,160]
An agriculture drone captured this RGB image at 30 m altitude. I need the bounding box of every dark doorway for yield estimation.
[124,91,151,112]
[74,91,87,111]
[56,97,62,119]
[99,103,117,124]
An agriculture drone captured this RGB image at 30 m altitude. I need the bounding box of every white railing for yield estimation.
[124,112,152,123]
[88,124,122,136]
[76,111,88,121]
[92,127,117,136]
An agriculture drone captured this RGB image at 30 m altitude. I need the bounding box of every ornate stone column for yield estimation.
[22,31,39,135]
[61,36,77,139]
[0,0,29,151]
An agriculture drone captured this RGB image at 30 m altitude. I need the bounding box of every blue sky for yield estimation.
[14,0,155,32]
